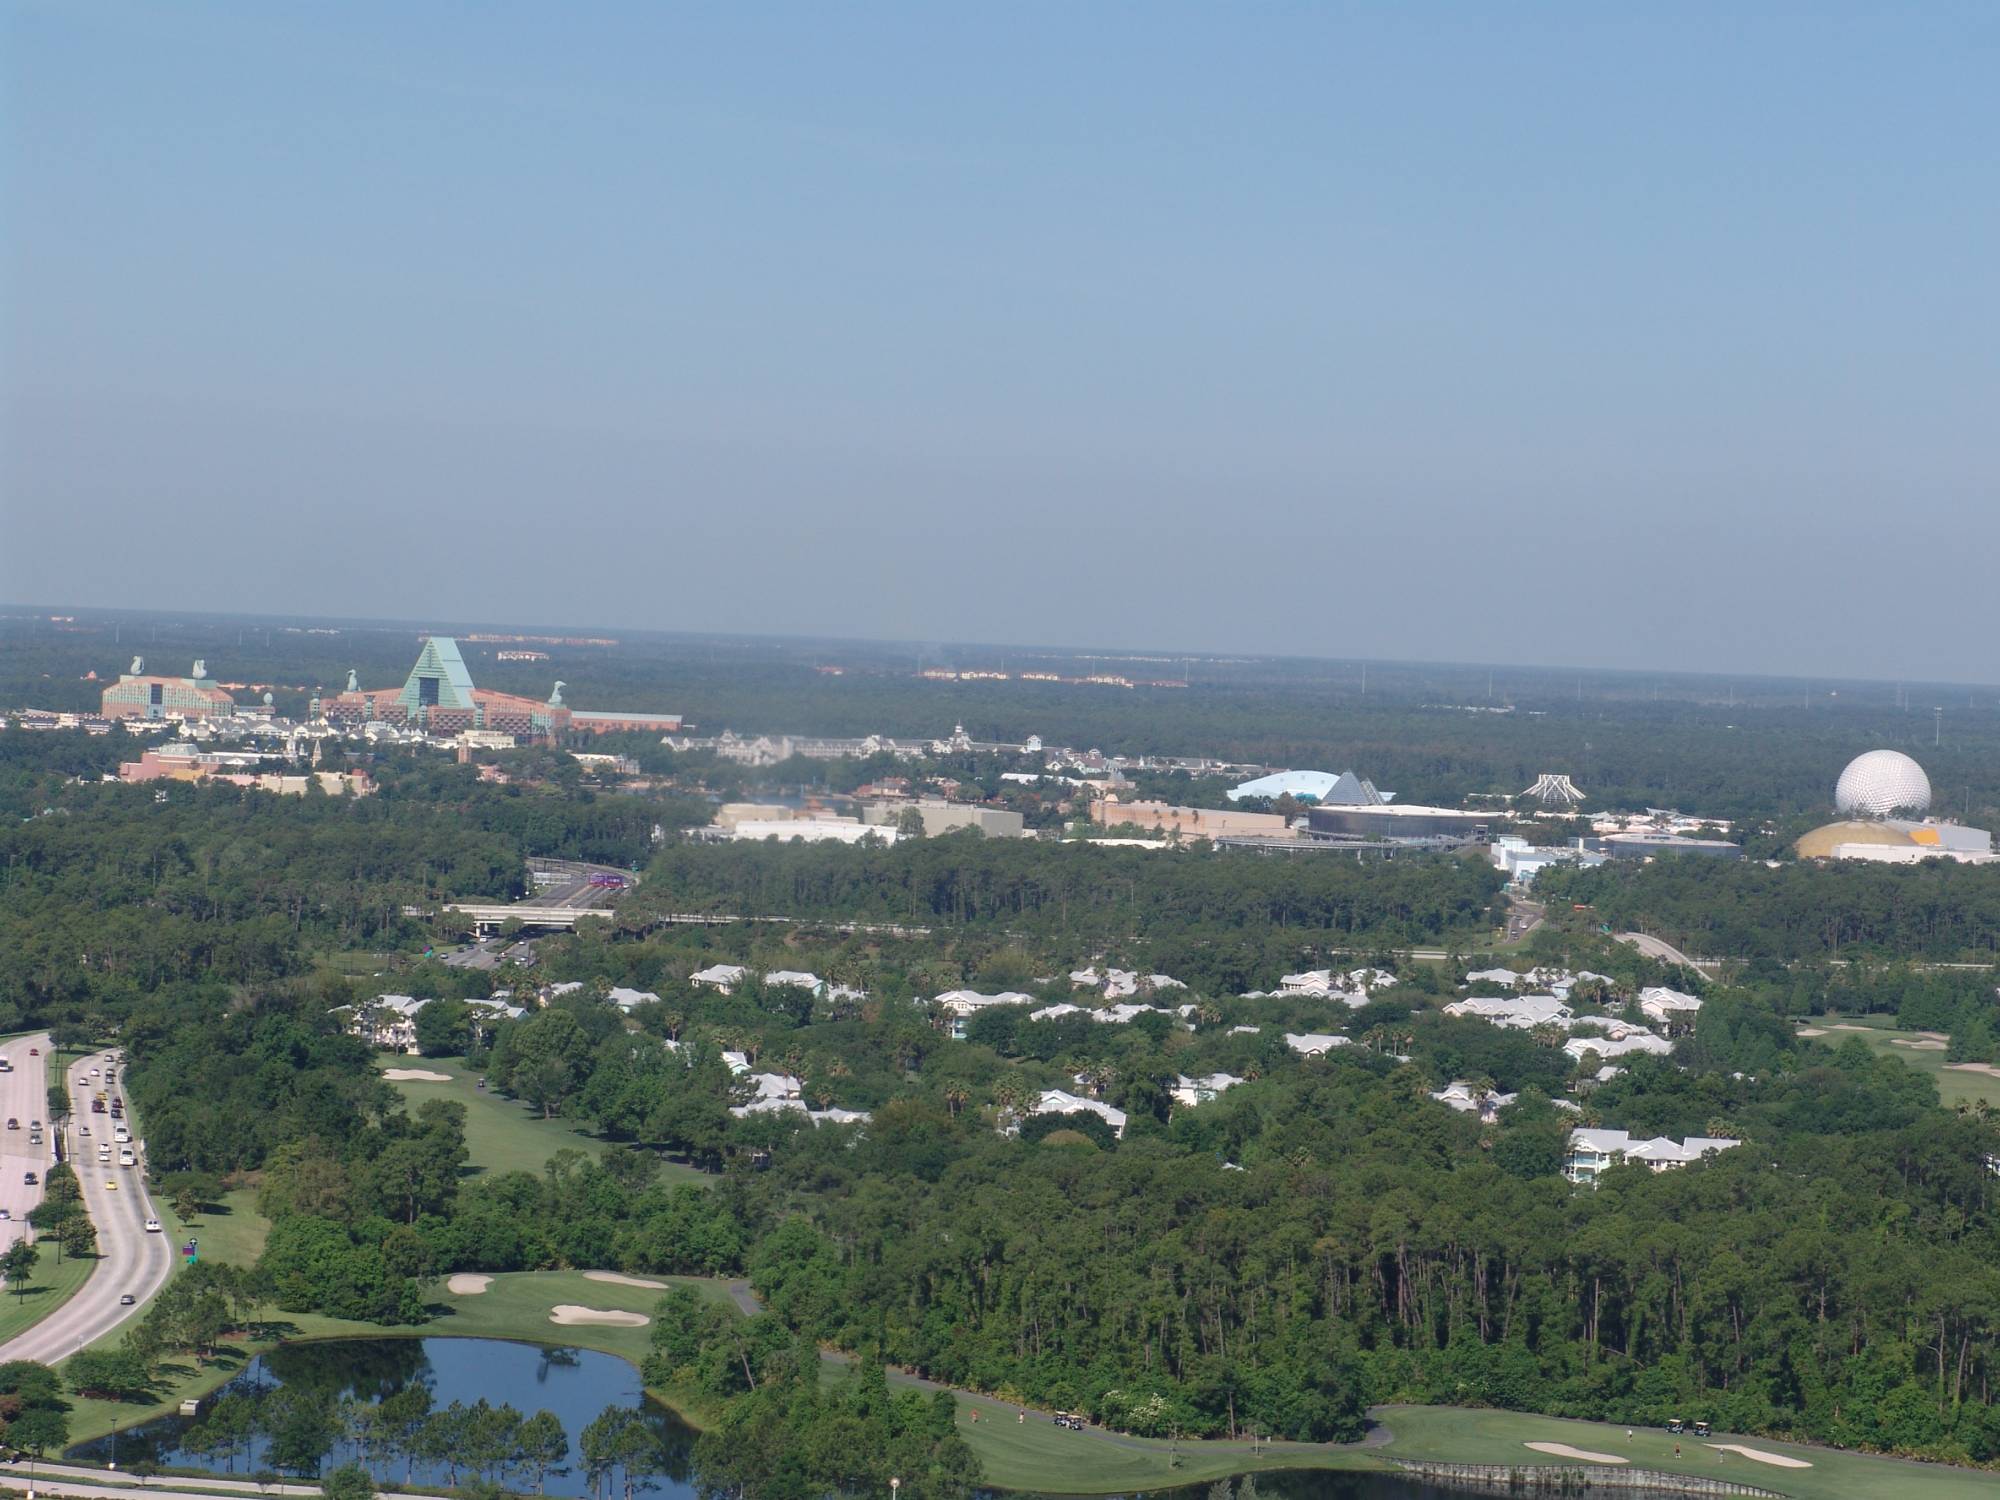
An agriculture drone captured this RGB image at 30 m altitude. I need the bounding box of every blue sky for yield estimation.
[4,3,1995,677]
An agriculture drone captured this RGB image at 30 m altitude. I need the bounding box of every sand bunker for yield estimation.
[1822,1023,1878,1033]
[1795,1027,1828,1037]
[383,1068,453,1082]
[447,1274,491,1295]
[549,1304,650,1327]
[1892,1038,1948,1051]
[584,1271,668,1289]
[1946,1062,2000,1078]
[1707,1444,1812,1469]
[1523,1443,1627,1464]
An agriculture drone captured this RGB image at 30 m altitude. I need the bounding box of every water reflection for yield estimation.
[71,1338,698,1500]
[73,1339,1528,1500]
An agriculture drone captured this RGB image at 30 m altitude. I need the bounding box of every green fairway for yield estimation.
[378,1054,707,1184]
[1371,1404,1996,1500]
[1799,1018,2000,1112]
[864,1370,1367,1491]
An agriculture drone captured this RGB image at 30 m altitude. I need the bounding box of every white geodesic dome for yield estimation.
[1834,750,1932,818]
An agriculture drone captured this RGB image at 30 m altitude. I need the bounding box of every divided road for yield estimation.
[0,1032,54,1257]
[0,1048,174,1365]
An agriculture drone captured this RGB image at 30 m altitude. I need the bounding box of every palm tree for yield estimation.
[989,1078,1025,1123]
[944,1084,969,1119]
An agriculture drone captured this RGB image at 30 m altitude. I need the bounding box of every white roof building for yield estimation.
[763,970,824,994]
[1562,1032,1672,1063]
[1028,1002,1088,1022]
[1171,1072,1244,1108]
[934,989,1034,1039]
[606,987,660,1013]
[1093,1003,1169,1025]
[1283,1031,1352,1057]
[1430,1080,1517,1122]
[1226,769,1390,805]
[1444,996,1575,1030]
[691,964,749,991]
[1464,967,1613,999]
[730,818,898,846]
[1276,967,1394,1007]
[935,989,1033,1016]
[1027,1089,1128,1138]
[1566,1129,1739,1184]
[1638,987,1703,1026]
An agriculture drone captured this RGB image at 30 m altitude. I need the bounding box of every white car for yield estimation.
[143,1218,161,1233]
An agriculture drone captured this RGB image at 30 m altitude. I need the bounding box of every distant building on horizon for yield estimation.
[100,658,237,722]
[319,636,681,742]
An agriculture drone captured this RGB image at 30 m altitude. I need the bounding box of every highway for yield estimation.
[0,1032,53,1262]
[0,1048,174,1365]
[1616,930,1719,977]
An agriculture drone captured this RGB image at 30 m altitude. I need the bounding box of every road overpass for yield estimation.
[429,903,619,933]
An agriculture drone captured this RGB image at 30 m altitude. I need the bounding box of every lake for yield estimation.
[70,1336,1496,1500]
[71,1337,696,1499]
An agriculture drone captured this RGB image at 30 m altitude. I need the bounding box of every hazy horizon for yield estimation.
[6,4,1996,682]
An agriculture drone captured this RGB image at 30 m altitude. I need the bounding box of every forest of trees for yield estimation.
[1539,858,2000,962]
[2,727,1998,1477]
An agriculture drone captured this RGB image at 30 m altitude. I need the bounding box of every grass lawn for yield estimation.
[378,1055,707,1186]
[1372,1404,1997,1500]
[849,1364,1368,1492]
[0,1249,96,1344]
[1798,1017,2000,1112]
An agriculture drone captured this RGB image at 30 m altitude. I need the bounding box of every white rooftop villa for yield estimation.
[1171,1072,1244,1108]
[690,964,749,991]
[1638,987,1703,1027]
[1430,1080,1517,1122]
[1283,1031,1351,1057]
[1444,996,1574,1030]
[1565,1128,1739,1185]
[1026,1088,1128,1138]
[1563,1031,1672,1062]
[934,988,1034,1038]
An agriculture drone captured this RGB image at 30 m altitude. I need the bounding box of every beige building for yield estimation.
[862,799,1025,838]
[1090,799,1293,839]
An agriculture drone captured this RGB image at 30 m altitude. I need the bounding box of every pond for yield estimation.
[69,1337,1519,1500]
[71,1337,698,1499]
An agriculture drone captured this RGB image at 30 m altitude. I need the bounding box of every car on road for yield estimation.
[27,1048,38,1056]
[119,1293,135,1306]
[144,1218,161,1232]
[4,1119,15,1131]
[0,1208,10,1221]
[21,1172,36,1185]
[103,1179,117,1191]
[79,1124,89,1136]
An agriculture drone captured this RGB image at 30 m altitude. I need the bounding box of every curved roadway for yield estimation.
[0,1032,54,1261]
[0,1047,173,1365]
